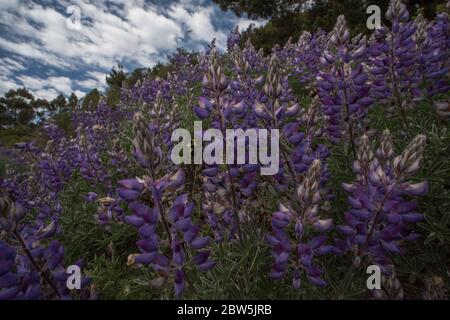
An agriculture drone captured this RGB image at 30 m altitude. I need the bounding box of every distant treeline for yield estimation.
[214,0,445,53]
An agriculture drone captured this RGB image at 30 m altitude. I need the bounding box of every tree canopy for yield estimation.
[82,88,102,111]
[219,0,442,53]
[0,88,36,127]
[214,0,440,19]
[213,0,308,19]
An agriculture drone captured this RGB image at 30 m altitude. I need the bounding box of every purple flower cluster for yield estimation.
[227,26,241,53]
[317,15,373,147]
[337,131,428,274]
[368,0,422,130]
[293,31,327,86]
[267,160,334,288]
[196,48,252,240]
[117,109,214,296]
[0,196,91,299]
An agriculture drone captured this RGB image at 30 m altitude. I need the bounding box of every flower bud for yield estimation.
[393,134,426,178]
[376,129,395,162]
[386,0,409,22]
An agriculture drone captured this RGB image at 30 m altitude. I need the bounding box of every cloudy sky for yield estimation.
[0,0,264,100]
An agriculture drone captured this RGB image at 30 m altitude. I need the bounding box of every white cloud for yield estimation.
[168,5,226,46]
[74,90,86,98]
[76,78,100,89]
[77,71,107,90]
[236,18,266,31]
[0,0,266,100]
[0,57,24,79]
[0,0,184,70]
[0,78,20,96]
[0,0,19,10]
[1,57,25,72]
[15,75,74,100]
[33,88,60,101]
[0,57,25,95]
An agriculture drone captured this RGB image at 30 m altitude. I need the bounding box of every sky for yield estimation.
[0,0,265,101]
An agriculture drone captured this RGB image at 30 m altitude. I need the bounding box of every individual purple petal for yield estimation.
[401,213,424,223]
[193,251,210,265]
[175,218,191,231]
[169,169,185,189]
[36,221,57,240]
[129,203,152,218]
[313,219,334,233]
[381,240,401,254]
[135,252,157,265]
[85,192,97,202]
[124,215,145,228]
[198,96,211,109]
[293,270,301,289]
[174,269,184,297]
[118,179,144,191]
[308,277,327,287]
[139,224,156,238]
[197,260,216,272]
[25,284,41,299]
[117,188,141,201]
[194,106,210,119]
[0,286,21,300]
[269,271,284,279]
[275,252,289,265]
[190,236,210,249]
[137,238,158,252]
[336,225,354,236]
[403,182,428,196]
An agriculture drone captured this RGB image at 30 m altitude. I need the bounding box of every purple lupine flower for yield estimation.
[293,30,327,87]
[227,26,241,53]
[196,48,246,241]
[371,269,405,299]
[414,13,450,116]
[317,15,373,150]
[0,240,21,300]
[368,0,421,131]
[268,160,334,288]
[0,195,92,300]
[337,131,428,275]
[117,104,214,297]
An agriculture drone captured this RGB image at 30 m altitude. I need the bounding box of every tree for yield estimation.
[213,0,307,19]
[0,88,36,126]
[68,93,78,110]
[0,97,12,127]
[50,94,67,113]
[238,0,442,53]
[214,0,440,20]
[32,98,50,125]
[82,89,101,111]
[106,64,127,88]
[123,68,151,87]
[106,64,127,106]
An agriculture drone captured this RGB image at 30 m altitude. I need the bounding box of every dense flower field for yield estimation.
[1,0,449,300]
